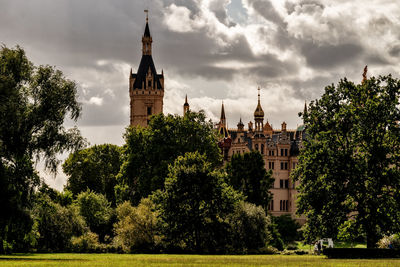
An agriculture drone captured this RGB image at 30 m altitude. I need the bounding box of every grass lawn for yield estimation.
[1,254,400,267]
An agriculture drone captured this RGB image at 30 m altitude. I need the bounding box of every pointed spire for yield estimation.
[362,65,368,84]
[144,10,150,37]
[142,10,152,55]
[183,94,189,116]
[220,101,226,127]
[254,87,264,119]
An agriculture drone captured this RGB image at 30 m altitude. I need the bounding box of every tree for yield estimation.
[74,190,115,242]
[292,74,400,248]
[63,144,122,205]
[0,45,85,252]
[114,198,161,252]
[226,151,274,210]
[32,193,87,252]
[116,111,221,205]
[272,215,300,243]
[228,202,271,253]
[152,152,243,253]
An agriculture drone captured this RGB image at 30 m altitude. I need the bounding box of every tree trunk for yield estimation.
[366,228,378,248]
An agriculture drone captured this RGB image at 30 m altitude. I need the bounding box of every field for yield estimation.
[1,254,400,267]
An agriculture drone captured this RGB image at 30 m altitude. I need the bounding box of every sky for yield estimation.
[1,0,400,190]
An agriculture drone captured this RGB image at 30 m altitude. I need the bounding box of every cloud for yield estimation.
[1,0,400,189]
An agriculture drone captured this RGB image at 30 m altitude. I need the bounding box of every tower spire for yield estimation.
[220,101,226,127]
[142,10,152,55]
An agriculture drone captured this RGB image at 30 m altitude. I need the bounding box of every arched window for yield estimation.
[261,144,264,154]
[255,144,258,151]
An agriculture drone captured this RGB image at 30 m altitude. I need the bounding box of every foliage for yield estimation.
[70,232,101,253]
[227,202,271,253]
[292,75,400,248]
[63,144,122,205]
[114,198,161,252]
[0,45,85,253]
[226,151,274,210]
[272,215,301,243]
[74,190,115,242]
[377,234,400,249]
[268,219,285,251]
[32,194,87,252]
[152,152,243,253]
[116,111,221,205]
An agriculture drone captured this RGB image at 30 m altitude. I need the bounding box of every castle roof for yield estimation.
[132,55,163,89]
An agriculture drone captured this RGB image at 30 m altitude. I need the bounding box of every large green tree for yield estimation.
[292,74,400,248]
[226,151,274,210]
[63,144,121,205]
[152,152,243,253]
[0,46,85,252]
[116,111,221,205]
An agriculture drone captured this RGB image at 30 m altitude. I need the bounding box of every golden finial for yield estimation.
[362,65,368,84]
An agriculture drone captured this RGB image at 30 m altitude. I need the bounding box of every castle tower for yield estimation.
[254,87,264,133]
[183,95,189,116]
[129,11,164,127]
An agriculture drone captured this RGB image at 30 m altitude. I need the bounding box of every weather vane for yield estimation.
[144,9,149,22]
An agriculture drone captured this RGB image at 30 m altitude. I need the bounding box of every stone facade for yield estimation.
[214,91,307,224]
[129,16,164,127]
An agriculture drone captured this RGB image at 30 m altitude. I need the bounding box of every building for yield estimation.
[129,13,164,127]
[211,88,307,223]
[131,14,305,222]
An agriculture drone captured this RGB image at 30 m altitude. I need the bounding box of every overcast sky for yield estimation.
[1,0,400,190]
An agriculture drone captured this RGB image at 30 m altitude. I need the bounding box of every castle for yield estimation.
[130,15,306,222]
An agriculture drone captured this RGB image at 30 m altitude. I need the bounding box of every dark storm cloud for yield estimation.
[300,42,364,69]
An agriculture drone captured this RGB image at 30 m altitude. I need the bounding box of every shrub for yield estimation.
[74,190,115,242]
[377,234,400,249]
[70,232,101,253]
[114,198,161,253]
[228,202,271,253]
[272,215,300,243]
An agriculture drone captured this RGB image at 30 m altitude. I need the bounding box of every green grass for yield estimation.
[1,254,400,267]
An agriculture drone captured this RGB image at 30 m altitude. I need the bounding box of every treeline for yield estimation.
[23,112,299,254]
[0,45,299,254]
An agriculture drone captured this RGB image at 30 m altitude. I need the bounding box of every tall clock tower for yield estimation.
[129,12,164,127]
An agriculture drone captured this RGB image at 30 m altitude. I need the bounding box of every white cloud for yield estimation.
[86,96,104,106]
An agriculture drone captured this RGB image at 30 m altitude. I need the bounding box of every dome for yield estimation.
[254,102,264,118]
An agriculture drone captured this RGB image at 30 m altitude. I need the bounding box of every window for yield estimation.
[268,200,274,211]
[281,148,284,156]
[269,162,274,170]
[261,144,264,154]
[280,200,289,211]
[255,144,258,151]
[285,149,288,156]
[280,179,289,188]
[148,80,152,87]
[293,162,296,169]
[147,106,152,116]
[281,162,288,170]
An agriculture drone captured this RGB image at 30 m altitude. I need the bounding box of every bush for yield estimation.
[71,232,101,253]
[323,248,400,259]
[32,194,87,252]
[272,215,300,243]
[114,198,161,253]
[228,202,271,253]
[74,190,115,242]
[377,234,400,249]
